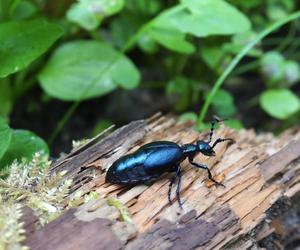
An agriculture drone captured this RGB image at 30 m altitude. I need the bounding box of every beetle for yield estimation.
[105,118,234,208]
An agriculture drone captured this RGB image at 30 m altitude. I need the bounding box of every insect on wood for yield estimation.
[105,118,234,208]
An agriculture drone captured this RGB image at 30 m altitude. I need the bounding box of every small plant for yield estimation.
[0,197,28,250]
[0,117,48,169]
[0,152,73,249]
[0,152,72,225]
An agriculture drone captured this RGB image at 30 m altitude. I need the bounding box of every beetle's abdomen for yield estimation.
[106,141,185,185]
[143,146,183,172]
[106,153,155,184]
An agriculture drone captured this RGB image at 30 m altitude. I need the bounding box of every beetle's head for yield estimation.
[197,140,215,156]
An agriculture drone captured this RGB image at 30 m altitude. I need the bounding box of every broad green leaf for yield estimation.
[0,19,63,78]
[0,79,13,117]
[175,0,251,37]
[201,45,225,69]
[0,117,12,161]
[138,33,158,54]
[67,0,124,30]
[110,15,138,49]
[112,54,140,89]
[260,89,300,119]
[0,129,49,169]
[211,89,236,117]
[178,112,198,123]
[0,0,21,19]
[150,27,195,54]
[224,119,244,130]
[11,0,37,20]
[39,40,140,101]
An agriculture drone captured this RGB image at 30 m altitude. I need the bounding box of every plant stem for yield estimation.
[197,11,300,128]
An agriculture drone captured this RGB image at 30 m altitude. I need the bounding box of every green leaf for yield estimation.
[92,119,113,136]
[112,55,140,89]
[67,0,124,30]
[0,0,21,19]
[0,129,49,169]
[0,19,63,78]
[201,45,225,69]
[126,0,161,14]
[39,40,140,101]
[267,0,294,21]
[260,51,285,86]
[11,0,37,20]
[149,27,195,54]
[166,76,199,111]
[260,52,300,87]
[283,60,300,85]
[178,112,198,123]
[0,117,12,161]
[224,119,244,130]
[0,79,13,117]
[175,0,251,37]
[110,15,137,49]
[260,89,300,119]
[138,33,158,54]
[211,89,236,117]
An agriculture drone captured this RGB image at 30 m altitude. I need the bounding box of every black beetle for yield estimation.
[106,118,234,208]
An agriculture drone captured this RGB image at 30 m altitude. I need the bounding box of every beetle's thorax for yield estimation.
[182,144,198,157]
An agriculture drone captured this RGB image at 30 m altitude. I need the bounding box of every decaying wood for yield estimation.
[24,114,300,249]
[24,207,122,250]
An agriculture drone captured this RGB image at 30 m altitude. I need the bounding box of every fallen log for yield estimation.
[23,114,300,249]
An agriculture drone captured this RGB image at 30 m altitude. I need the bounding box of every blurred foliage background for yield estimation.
[0,0,300,167]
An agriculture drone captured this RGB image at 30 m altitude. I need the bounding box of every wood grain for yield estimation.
[24,114,300,249]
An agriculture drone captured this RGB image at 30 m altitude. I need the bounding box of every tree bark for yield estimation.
[23,114,300,249]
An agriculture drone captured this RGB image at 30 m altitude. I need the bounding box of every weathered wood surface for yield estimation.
[24,114,300,249]
[25,208,122,250]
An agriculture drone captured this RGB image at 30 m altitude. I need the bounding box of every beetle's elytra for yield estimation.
[106,118,234,208]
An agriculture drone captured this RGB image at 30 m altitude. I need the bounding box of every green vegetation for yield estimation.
[0,153,72,249]
[0,153,72,225]
[0,0,300,168]
[0,1,300,246]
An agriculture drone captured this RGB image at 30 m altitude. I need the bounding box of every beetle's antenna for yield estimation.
[207,116,227,144]
[207,117,219,143]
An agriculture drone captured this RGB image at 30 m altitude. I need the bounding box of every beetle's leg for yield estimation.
[168,174,177,205]
[211,138,235,149]
[175,167,183,209]
[189,157,225,187]
[168,165,183,208]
